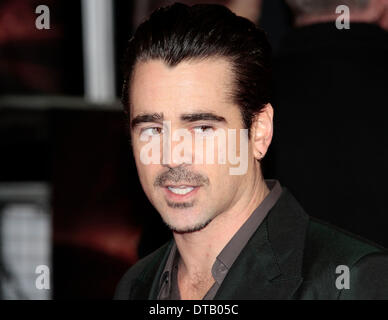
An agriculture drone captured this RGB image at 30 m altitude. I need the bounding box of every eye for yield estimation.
[141,127,163,137]
[193,125,215,135]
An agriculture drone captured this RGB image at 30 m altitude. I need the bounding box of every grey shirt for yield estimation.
[157,179,282,300]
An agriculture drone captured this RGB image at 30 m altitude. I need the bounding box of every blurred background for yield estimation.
[0,0,386,299]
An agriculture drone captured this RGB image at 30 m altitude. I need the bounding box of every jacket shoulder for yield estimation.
[299,217,388,299]
[114,241,172,300]
[306,217,385,262]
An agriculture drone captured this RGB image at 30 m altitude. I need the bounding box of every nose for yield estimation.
[161,128,193,167]
[162,162,188,170]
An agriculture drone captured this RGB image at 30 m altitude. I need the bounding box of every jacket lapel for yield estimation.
[126,240,174,300]
[214,188,309,300]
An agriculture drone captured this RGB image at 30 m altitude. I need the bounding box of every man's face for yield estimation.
[129,58,255,233]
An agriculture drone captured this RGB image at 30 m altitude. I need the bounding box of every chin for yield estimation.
[164,217,213,234]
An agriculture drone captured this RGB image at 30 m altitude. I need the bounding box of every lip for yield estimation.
[163,185,200,201]
[165,184,198,188]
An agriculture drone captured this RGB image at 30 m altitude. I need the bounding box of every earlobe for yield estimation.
[252,103,274,160]
[255,150,263,160]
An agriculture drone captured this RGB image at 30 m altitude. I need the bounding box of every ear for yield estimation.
[250,103,274,161]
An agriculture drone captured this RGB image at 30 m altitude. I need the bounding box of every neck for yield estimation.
[173,163,269,278]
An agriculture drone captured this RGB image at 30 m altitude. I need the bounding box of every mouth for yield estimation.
[163,185,200,200]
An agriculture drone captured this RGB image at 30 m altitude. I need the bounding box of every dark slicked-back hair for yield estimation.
[122,2,272,136]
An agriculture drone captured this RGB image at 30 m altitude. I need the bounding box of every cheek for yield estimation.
[138,163,158,180]
[197,163,232,187]
[133,152,160,191]
[137,168,161,203]
[204,169,243,208]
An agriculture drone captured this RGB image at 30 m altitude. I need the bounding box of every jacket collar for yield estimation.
[214,187,309,299]
[139,187,309,300]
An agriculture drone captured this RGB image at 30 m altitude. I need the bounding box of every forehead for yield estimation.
[129,58,235,117]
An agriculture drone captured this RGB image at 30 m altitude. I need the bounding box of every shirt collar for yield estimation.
[158,241,178,295]
[212,179,282,284]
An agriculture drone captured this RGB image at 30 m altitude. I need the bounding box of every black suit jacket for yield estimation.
[114,188,388,300]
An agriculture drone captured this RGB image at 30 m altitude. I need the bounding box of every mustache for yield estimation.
[154,167,210,187]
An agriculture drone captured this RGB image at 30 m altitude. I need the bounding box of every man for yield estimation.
[115,3,388,300]
[269,0,388,248]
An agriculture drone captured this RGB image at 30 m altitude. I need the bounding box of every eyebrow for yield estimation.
[131,113,163,128]
[130,111,227,128]
[180,112,227,123]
